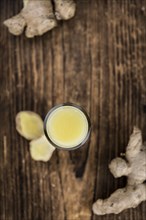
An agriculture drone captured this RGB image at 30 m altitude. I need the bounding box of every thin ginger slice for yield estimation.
[30,135,55,162]
[16,111,43,140]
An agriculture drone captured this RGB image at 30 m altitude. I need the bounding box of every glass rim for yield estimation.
[44,102,91,151]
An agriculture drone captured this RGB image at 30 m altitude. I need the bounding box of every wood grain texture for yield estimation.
[0,0,146,219]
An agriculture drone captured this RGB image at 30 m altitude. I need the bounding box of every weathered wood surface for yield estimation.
[0,0,146,219]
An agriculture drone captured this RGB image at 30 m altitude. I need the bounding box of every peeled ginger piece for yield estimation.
[16,111,44,140]
[30,135,55,162]
[16,111,55,162]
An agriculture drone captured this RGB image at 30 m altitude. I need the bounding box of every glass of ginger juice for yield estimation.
[44,103,91,150]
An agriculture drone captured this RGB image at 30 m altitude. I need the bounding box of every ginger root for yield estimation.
[93,127,146,215]
[16,111,55,161]
[4,0,76,38]
[93,184,146,215]
[54,0,76,20]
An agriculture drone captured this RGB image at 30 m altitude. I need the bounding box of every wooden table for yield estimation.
[0,0,146,219]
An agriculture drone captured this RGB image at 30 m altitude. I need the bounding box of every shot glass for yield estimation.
[44,103,91,150]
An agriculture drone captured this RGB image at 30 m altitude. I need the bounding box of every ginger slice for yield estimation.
[16,111,43,140]
[30,135,55,162]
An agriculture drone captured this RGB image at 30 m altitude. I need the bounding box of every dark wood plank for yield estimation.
[0,0,146,220]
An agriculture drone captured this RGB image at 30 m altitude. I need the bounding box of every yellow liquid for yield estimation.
[46,106,88,148]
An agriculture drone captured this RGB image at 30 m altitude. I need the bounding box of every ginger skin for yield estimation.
[93,184,146,215]
[54,0,76,20]
[93,127,146,215]
[4,0,76,38]
[4,0,57,38]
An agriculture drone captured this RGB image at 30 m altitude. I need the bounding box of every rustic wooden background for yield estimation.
[0,0,146,219]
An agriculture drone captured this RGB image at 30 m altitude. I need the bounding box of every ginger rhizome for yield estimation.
[54,0,76,20]
[4,0,76,38]
[93,127,146,215]
[16,111,55,162]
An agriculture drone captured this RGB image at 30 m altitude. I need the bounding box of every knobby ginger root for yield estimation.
[16,111,55,161]
[93,127,146,215]
[54,0,76,20]
[93,184,146,215]
[30,135,55,162]
[4,0,76,38]
[4,0,57,38]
